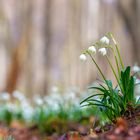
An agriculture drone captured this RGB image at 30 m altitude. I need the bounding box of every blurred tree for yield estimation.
[3,0,30,94]
[117,0,140,63]
[0,0,139,95]
[5,34,27,94]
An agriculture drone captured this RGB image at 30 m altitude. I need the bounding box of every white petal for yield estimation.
[88,46,96,54]
[100,36,110,45]
[132,65,140,73]
[79,54,87,61]
[98,48,107,56]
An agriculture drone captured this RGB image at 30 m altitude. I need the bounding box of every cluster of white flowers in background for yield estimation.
[79,36,109,61]
[0,86,85,123]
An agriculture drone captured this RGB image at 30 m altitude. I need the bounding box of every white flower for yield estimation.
[65,91,76,101]
[0,92,10,101]
[45,97,60,111]
[135,79,140,84]
[98,48,107,56]
[34,95,43,105]
[6,103,19,112]
[100,36,110,45]
[13,90,25,101]
[21,102,34,121]
[132,65,140,73]
[88,46,96,54]
[79,54,87,61]
[51,86,59,93]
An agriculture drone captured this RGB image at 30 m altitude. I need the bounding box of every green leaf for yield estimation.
[128,76,134,102]
[81,102,115,112]
[121,66,131,93]
[80,93,104,105]
[106,80,113,88]
[89,86,106,93]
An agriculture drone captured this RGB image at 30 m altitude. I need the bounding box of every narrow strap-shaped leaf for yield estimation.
[88,86,106,93]
[86,99,103,104]
[128,76,134,102]
[81,102,116,113]
[80,94,104,105]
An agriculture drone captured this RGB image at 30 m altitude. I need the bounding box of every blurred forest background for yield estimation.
[0,0,140,96]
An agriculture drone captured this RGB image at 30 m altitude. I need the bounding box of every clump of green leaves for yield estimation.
[80,32,140,123]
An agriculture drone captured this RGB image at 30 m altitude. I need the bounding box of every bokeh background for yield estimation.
[0,0,140,96]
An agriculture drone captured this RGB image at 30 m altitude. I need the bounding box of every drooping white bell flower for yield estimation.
[100,36,110,45]
[79,54,87,61]
[88,46,96,54]
[98,48,107,56]
[132,65,140,73]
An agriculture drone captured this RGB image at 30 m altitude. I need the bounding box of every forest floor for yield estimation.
[0,106,140,140]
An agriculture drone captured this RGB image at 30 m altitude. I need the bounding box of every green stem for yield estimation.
[111,48,120,76]
[105,55,120,85]
[87,52,115,93]
[110,33,124,69]
[105,55,123,96]
[87,52,106,82]
[115,44,124,69]
[88,52,113,93]
[105,55,124,115]
[114,55,120,76]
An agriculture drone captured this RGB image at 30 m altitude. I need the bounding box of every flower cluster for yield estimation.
[79,36,110,62]
[80,32,140,123]
[79,32,125,84]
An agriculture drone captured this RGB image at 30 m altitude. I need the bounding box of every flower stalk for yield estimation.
[87,51,106,82]
[109,33,124,70]
[105,55,120,87]
[110,47,120,76]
